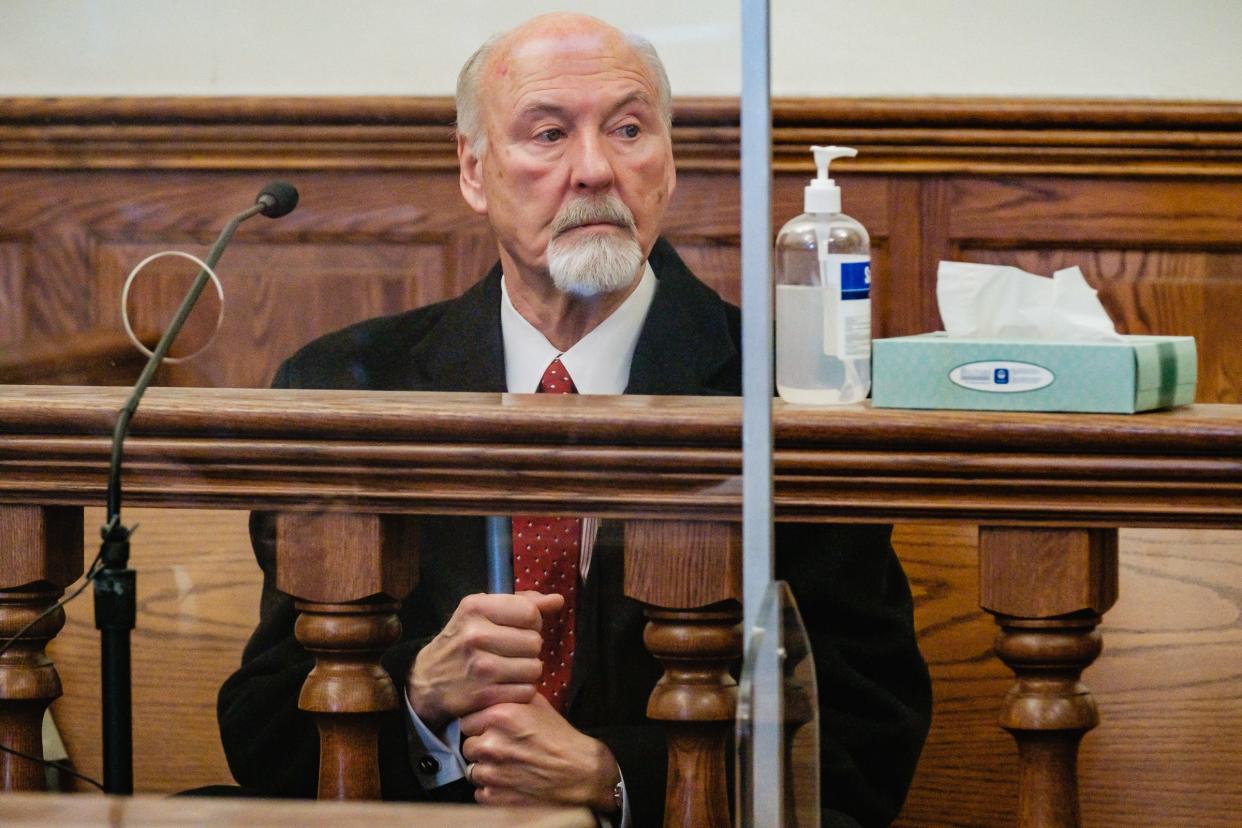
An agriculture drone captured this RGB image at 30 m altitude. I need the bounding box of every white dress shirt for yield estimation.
[501,262,656,395]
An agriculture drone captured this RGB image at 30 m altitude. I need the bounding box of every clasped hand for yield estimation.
[409,590,562,730]
[407,591,620,811]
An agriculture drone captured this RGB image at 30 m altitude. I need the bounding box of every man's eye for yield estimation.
[617,124,641,139]
[537,128,564,143]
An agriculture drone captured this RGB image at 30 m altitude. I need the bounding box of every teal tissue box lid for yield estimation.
[872,333,1197,413]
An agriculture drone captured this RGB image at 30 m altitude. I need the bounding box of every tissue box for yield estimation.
[872,333,1196,413]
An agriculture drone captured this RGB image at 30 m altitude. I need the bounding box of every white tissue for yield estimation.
[936,261,1123,341]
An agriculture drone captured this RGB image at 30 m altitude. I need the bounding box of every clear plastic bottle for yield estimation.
[775,146,872,404]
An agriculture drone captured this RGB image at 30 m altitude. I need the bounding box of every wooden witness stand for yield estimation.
[1,386,1240,827]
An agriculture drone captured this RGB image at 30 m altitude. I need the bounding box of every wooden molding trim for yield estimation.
[1,386,1240,527]
[2,96,1240,175]
[0,330,149,385]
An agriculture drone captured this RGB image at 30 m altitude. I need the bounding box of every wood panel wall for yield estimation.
[4,97,1241,826]
[3,97,1241,398]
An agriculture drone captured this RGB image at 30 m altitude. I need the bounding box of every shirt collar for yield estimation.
[501,262,656,395]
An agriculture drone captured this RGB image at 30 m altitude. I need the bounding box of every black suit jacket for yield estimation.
[218,239,931,827]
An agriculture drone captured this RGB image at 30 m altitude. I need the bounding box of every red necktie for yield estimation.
[512,358,581,713]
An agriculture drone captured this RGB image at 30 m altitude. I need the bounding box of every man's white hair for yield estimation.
[454,24,673,157]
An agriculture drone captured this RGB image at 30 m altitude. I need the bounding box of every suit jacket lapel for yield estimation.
[405,264,508,392]
[626,238,741,396]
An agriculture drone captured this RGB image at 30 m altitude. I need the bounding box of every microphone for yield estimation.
[256,180,299,218]
[106,181,300,518]
[95,181,298,795]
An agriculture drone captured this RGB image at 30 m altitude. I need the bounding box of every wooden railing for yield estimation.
[1,385,1240,827]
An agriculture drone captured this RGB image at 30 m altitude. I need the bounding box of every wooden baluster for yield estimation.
[979,526,1119,828]
[0,506,83,791]
[275,512,418,800]
[624,520,742,828]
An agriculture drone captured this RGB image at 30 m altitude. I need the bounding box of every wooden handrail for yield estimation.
[1,385,1240,827]
[0,385,1239,526]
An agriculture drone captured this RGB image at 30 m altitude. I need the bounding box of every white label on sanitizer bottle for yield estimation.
[818,249,871,358]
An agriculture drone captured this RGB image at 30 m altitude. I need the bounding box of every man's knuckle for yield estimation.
[466,652,495,681]
[460,623,490,650]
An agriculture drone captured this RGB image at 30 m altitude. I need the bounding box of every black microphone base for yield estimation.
[100,625,134,795]
[95,560,135,796]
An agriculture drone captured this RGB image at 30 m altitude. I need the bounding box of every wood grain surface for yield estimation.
[894,524,1242,828]
[979,527,1118,617]
[48,507,255,793]
[1,387,1241,528]
[6,167,1239,399]
[3,96,1241,174]
[982,527,1117,828]
[0,330,148,386]
[2,98,1240,401]
[0,506,82,589]
[624,521,742,607]
[623,521,743,825]
[0,791,594,827]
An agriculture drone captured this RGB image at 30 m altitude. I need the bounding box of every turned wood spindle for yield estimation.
[625,520,742,828]
[294,599,403,800]
[0,506,83,792]
[276,512,418,800]
[0,592,69,791]
[979,526,1118,828]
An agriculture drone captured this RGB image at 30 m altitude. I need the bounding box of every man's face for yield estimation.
[459,25,676,294]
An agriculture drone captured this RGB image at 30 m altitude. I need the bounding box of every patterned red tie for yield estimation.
[512,357,581,713]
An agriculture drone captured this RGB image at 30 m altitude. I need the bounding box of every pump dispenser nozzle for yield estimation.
[805,145,857,213]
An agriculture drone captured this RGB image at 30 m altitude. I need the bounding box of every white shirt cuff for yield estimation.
[403,690,467,788]
[616,770,632,828]
[595,768,631,828]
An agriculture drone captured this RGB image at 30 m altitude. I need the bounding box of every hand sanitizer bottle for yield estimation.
[775,145,871,404]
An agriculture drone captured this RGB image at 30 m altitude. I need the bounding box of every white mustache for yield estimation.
[550,197,637,237]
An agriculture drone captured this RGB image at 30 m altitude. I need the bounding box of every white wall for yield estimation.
[2,0,1241,99]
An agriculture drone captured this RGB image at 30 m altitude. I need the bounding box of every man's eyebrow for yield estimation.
[605,91,655,118]
[517,101,572,122]
[515,90,656,123]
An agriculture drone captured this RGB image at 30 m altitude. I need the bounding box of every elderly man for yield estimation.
[219,13,930,827]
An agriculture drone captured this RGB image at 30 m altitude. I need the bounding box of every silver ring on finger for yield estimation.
[466,762,479,787]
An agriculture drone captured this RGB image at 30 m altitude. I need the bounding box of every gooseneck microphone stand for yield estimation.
[95,181,298,794]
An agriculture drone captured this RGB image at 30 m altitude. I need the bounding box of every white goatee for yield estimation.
[546,196,645,297]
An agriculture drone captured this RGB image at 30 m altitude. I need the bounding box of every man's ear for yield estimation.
[458,134,488,215]
[665,153,677,204]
